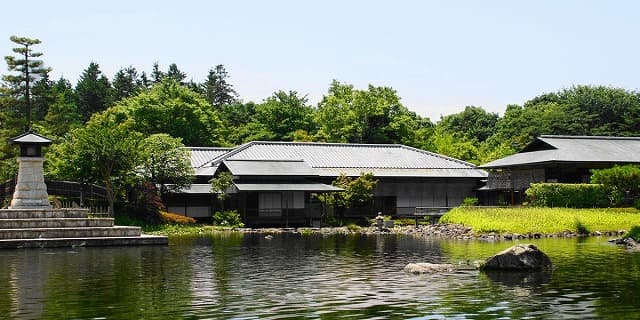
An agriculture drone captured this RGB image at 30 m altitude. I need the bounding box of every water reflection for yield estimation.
[0,234,638,318]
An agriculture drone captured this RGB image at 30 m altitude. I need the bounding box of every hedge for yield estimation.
[525,183,612,208]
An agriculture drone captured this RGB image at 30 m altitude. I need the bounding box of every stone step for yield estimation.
[0,218,114,229]
[0,209,89,219]
[0,226,141,239]
[0,235,168,249]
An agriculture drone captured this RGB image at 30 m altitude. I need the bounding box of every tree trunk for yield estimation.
[104,176,115,217]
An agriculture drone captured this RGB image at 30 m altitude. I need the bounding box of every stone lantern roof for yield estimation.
[9,131,52,145]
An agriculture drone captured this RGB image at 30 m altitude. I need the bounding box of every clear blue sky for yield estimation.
[2,0,639,121]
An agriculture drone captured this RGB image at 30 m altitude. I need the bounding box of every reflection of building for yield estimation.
[479,135,640,205]
[166,141,487,226]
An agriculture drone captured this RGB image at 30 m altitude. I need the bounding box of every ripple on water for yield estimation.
[0,234,638,318]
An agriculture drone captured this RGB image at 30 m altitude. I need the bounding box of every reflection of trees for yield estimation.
[0,246,195,319]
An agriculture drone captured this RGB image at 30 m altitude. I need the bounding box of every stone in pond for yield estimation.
[403,263,458,274]
[480,244,552,271]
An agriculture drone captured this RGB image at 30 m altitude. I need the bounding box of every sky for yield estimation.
[2,0,639,121]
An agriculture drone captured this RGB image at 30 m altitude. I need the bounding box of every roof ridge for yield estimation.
[185,146,233,150]
[204,141,257,167]
[249,140,405,148]
[224,158,305,163]
[399,145,478,168]
[540,135,640,140]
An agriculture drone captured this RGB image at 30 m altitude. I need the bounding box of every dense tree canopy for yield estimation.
[6,35,640,212]
[315,80,432,146]
[109,80,224,146]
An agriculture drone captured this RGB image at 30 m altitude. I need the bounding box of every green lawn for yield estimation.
[440,207,640,234]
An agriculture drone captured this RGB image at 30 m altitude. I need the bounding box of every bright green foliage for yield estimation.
[432,128,480,164]
[315,80,432,145]
[438,106,498,142]
[210,171,234,213]
[253,90,315,141]
[46,116,142,216]
[441,207,640,234]
[319,172,378,208]
[210,171,234,202]
[139,134,194,196]
[591,165,640,200]
[525,183,612,208]
[212,210,244,227]
[75,62,113,122]
[488,86,640,151]
[110,80,224,146]
[624,225,640,241]
[461,197,479,206]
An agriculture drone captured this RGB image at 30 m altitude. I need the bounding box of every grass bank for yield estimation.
[440,207,640,235]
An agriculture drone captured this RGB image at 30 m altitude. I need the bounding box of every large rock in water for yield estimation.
[480,244,552,271]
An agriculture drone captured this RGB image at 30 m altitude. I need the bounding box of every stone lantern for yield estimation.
[8,131,53,209]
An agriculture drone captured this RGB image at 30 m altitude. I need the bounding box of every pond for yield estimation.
[0,233,638,319]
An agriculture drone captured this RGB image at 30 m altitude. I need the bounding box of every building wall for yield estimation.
[374,180,478,215]
[166,178,481,223]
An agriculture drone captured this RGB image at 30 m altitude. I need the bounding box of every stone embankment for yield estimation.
[234,223,627,240]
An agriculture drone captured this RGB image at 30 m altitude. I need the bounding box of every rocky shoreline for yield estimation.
[233,223,629,240]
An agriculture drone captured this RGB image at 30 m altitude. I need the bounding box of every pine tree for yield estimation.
[75,62,113,122]
[201,64,238,107]
[112,66,142,102]
[166,63,187,85]
[2,36,51,127]
[151,62,164,84]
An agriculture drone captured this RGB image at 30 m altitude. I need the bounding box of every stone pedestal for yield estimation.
[9,157,51,209]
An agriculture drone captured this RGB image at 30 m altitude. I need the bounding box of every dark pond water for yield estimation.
[0,233,639,319]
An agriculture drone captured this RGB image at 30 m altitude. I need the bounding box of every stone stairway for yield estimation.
[0,208,167,248]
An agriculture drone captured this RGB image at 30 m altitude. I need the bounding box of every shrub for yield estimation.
[212,210,244,228]
[346,223,362,232]
[461,197,479,206]
[525,183,612,208]
[624,225,640,242]
[592,165,640,199]
[161,212,196,225]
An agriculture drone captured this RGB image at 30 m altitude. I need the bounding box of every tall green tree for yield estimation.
[166,63,187,85]
[252,90,315,141]
[39,77,82,138]
[438,106,498,142]
[112,66,143,102]
[315,80,431,146]
[75,62,113,122]
[210,171,234,213]
[3,35,50,126]
[139,134,194,197]
[47,115,142,216]
[202,65,238,107]
[150,62,164,84]
[109,79,225,146]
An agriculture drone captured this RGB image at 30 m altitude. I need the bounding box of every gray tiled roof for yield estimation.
[481,135,640,169]
[187,147,231,168]
[201,141,486,178]
[223,159,318,177]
